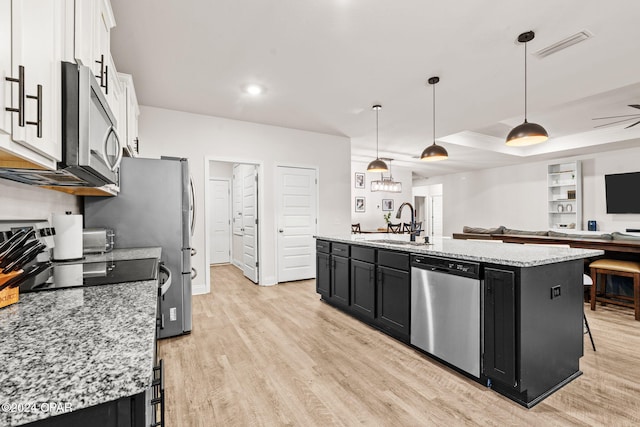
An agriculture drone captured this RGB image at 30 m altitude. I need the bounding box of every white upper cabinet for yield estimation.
[0,0,65,168]
[118,73,139,157]
[0,0,11,136]
[74,0,115,98]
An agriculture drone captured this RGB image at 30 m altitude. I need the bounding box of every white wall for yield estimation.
[139,106,351,292]
[422,144,640,236]
[351,161,414,230]
[0,179,80,220]
[209,161,233,178]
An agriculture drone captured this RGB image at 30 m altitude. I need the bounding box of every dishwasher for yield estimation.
[410,255,481,378]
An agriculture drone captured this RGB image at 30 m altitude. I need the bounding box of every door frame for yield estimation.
[208,177,232,265]
[274,163,319,283]
[204,157,264,293]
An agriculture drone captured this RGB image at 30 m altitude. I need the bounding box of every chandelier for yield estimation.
[370,159,402,193]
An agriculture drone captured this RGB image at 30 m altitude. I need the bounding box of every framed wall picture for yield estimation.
[382,199,394,211]
[355,197,365,212]
[354,172,365,189]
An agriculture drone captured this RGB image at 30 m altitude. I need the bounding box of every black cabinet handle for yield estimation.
[104,64,109,95]
[26,84,42,138]
[95,54,108,93]
[5,65,25,126]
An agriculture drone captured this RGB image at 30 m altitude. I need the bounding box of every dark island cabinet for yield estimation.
[316,252,331,297]
[483,267,517,388]
[329,243,350,306]
[350,259,376,319]
[482,260,584,407]
[375,250,410,342]
[316,240,331,297]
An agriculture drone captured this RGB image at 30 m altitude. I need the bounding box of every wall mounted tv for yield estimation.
[605,171,640,213]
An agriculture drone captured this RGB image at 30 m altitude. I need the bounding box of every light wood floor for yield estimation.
[159,264,640,426]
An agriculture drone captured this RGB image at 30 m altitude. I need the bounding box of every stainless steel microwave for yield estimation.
[0,62,122,187]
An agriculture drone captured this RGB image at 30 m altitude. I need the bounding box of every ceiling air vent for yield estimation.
[533,30,593,58]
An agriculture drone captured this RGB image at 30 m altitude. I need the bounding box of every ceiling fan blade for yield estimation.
[592,113,640,120]
[629,104,640,109]
[625,119,640,128]
[593,117,638,128]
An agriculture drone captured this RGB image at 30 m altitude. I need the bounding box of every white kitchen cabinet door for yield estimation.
[105,54,123,132]
[9,0,64,162]
[74,0,115,98]
[118,73,139,156]
[0,0,64,168]
[0,0,11,136]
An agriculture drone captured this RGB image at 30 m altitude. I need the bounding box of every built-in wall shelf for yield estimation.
[548,161,582,230]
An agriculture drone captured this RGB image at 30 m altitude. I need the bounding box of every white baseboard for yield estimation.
[192,282,208,295]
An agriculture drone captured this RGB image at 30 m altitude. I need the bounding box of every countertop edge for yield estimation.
[315,235,604,267]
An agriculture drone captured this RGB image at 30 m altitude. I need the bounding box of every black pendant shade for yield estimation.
[506,31,549,146]
[421,142,449,161]
[367,158,388,172]
[367,105,388,172]
[505,120,548,146]
[421,76,448,161]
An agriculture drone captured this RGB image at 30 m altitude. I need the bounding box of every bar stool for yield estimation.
[590,259,640,321]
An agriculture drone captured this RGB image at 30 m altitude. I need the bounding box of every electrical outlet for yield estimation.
[551,285,561,299]
[170,307,177,321]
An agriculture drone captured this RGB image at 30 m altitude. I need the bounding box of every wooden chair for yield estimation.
[403,222,423,234]
[590,259,640,321]
[387,223,402,233]
[351,223,361,234]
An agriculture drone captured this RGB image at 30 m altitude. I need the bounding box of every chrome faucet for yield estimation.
[396,202,417,241]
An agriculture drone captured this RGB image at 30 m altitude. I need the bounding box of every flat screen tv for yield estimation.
[605,172,640,213]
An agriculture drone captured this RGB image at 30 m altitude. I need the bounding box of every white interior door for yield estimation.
[430,194,443,236]
[209,179,231,264]
[276,166,317,282]
[242,165,259,283]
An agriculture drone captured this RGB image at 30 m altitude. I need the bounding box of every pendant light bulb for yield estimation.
[421,77,448,161]
[506,31,549,146]
[367,105,388,172]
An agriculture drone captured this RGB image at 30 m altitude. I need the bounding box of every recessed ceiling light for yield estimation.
[244,84,264,95]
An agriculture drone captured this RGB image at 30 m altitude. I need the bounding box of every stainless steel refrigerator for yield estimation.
[84,157,195,338]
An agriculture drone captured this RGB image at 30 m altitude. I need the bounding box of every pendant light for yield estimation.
[367,105,388,172]
[421,77,448,161]
[506,31,549,146]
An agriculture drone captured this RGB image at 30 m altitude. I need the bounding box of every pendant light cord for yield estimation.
[524,39,528,122]
[376,107,379,158]
[433,81,436,144]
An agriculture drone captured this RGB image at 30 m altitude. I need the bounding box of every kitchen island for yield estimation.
[0,248,161,426]
[315,235,603,407]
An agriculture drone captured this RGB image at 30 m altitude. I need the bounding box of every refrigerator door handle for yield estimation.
[159,264,172,296]
[189,176,196,237]
[191,267,198,280]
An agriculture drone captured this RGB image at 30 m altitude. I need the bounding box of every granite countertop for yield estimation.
[317,234,604,267]
[0,248,161,426]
